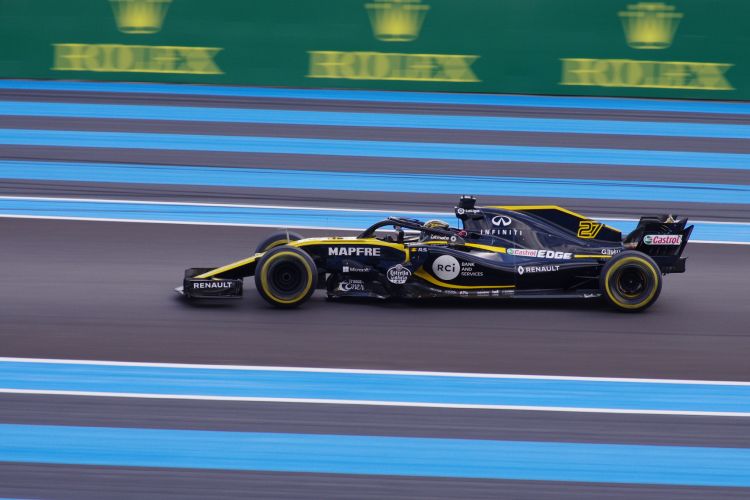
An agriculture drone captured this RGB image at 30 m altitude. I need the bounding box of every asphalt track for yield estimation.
[1,218,749,379]
[1,81,750,498]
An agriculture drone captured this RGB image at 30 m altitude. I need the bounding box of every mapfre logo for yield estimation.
[328,247,382,257]
[110,0,172,34]
[365,0,429,42]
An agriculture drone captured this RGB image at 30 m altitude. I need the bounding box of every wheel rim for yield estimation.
[609,261,654,306]
[616,266,647,298]
[266,257,309,300]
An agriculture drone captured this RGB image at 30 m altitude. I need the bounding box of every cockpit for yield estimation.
[358,217,463,245]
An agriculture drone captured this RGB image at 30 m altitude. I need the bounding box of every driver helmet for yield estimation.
[420,219,451,241]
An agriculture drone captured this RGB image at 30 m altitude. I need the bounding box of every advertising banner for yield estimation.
[1,0,747,99]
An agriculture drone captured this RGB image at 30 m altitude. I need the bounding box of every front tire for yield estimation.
[255,231,304,254]
[600,251,662,312]
[255,246,317,308]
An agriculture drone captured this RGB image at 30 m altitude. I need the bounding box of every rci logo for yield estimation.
[365,0,429,42]
[110,0,172,34]
[577,221,603,240]
[618,2,682,50]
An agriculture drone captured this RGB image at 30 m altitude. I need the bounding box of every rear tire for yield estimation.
[255,231,304,254]
[600,251,662,312]
[255,246,317,308]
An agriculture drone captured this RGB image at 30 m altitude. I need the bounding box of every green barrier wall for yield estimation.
[1,0,748,99]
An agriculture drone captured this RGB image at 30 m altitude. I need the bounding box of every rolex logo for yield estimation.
[619,2,683,50]
[365,0,429,42]
[110,0,172,34]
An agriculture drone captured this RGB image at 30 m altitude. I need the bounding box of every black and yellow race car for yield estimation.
[177,196,692,312]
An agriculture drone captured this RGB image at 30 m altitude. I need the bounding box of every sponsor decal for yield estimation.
[601,248,622,255]
[337,280,366,292]
[460,261,483,277]
[387,264,412,284]
[192,281,232,289]
[342,265,370,273]
[432,255,460,281]
[537,250,572,260]
[456,208,481,216]
[517,264,560,275]
[644,234,683,245]
[507,249,572,259]
[329,247,382,257]
[583,293,601,299]
[480,228,523,237]
[491,215,512,227]
[507,248,537,257]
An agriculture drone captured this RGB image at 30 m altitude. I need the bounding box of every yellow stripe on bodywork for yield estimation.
[413,269,514,290]
[195,254,262,278]
[196,238,407,279]
[574,254,613,259]
[464,242,507,253]
[292,237,406,252]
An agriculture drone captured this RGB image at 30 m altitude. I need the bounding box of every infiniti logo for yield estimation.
[492,216,512,227]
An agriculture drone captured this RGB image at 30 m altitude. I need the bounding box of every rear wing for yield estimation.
[624,215,694,274]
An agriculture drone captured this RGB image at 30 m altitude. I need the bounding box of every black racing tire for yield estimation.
[255,245,317,308]
[255,231,304,254]
[600,251,662,312]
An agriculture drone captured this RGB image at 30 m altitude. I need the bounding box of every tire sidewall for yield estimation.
[255,231,304,254]
[600,251,662,312]
[255,245,317,308]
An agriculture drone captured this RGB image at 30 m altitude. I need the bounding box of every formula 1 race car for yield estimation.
[177,196,692,312]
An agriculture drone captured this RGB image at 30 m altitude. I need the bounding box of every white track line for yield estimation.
[2,195,749,226]
[0,195,449,215]
[2,357,749,386]
[1,389,748,417]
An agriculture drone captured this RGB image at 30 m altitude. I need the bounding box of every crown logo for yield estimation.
[109,0,172,34]
[619,2,683,49]
[365,0,429,42]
